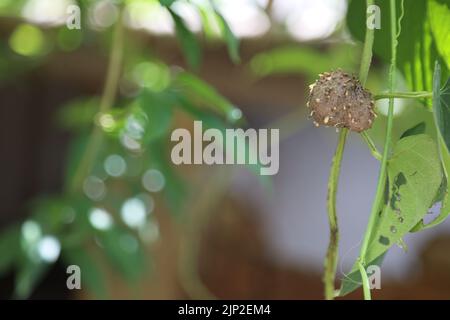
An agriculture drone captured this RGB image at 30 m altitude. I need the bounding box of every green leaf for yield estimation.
[64,131,90,192]
[149,138,187,216]
[174,93,272,189]
[400,122,426,139]
[159,0,176,6]
[214,9,240,64]
[56,98,98,131]
[173,72,242,123]
[365,134,442,264]
[250,45,358,79]
[340,134,442,296]
[428,0,450,68]
[62,247,108,299]
[0,227,20,275]
[347,0,449,94]
[167,8,201,69]
[97,228,146,282]
[432,62,450,152]
[412,61,450,231]
[139,89,174,144]
[14,258,47,299]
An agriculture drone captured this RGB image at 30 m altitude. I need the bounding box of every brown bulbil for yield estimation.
[307,70,375,132]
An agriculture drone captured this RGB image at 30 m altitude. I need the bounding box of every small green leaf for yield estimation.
[149,138,187,216]
[0,226,20,275]
[173,72,242,123]
[167,8,201,69]
[159,0,176,7]
[400,122,426,139]
[64,131,90,192]
[214,9,240,64]
[139,89,174,144]
[174,93,271,189]
[14,258,47,299]
[57,98,98,131]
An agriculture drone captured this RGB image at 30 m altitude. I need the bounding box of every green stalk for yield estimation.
[69,11,125,193]
[357,0,401,300]
[361,132,382,161]
[324,128,348,300]
[374,91,432,100]
[357,259,371,300]
[323,0,375,300]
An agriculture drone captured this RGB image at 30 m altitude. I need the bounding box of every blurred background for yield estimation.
[1,0,450,299]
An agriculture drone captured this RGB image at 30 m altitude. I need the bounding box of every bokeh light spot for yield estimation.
[9,24,45,57]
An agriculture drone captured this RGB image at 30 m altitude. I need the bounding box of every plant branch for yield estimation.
[324,128,348,300]
[374,91,432,100]
[357,0,402,300]
[69,11,125,193]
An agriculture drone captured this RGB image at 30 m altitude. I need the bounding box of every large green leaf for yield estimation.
[340,134,442,296]
[428,0,450,68]
[365,135,442,263]
[432,62,450,152]
[412,61,450,231]
[347,0,449,93]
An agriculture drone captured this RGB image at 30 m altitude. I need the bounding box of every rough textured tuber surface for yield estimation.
[307,70,376,132]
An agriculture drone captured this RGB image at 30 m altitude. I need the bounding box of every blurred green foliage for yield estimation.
[0,0,246,299]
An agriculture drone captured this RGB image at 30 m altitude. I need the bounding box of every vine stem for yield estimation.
[69,10,125,193]
[324,128,348,300]
[357,0,402,300]
[357,259,371,300]
[323,0,375,300]
[374,91,432,100]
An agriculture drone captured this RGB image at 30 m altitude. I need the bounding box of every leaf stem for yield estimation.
[69,11,125,193]
[374,91,432,100]
[323,0,375,300]
[357,0,401,299]
[357,259,371,300]
[361,132,382,161]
